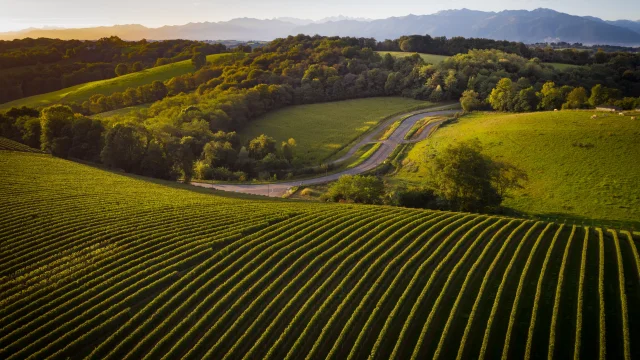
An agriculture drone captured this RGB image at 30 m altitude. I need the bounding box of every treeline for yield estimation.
[379,34,640,66]
[469,80,640,113]
[0,36,227,104]
[2,35,639,184]
[376,35,531,57]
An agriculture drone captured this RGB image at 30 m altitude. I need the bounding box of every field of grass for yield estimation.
[0,53,236,110]
[547,62,582,70]
[92,104,151,119]
[379,51,582,71]
[1,150,638,359]
[239,97,433,164]
[377,51,450,64]
[394,111,640,228]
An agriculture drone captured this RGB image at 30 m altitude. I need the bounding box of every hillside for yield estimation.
[2,9,640,45]
[394,111,640,228]
[239,98,433,164]
[1,147,639,359]
[0,53,232,110]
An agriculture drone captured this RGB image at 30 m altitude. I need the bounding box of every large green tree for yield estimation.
[488,78,514,112]
[428,139,526,212]
[100,124,148,173]
[40,105,74,156]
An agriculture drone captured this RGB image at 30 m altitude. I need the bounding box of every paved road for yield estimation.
[190,107,457,197]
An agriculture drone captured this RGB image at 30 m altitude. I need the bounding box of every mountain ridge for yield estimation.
[1,8,639,45]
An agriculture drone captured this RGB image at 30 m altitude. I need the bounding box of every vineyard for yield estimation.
[0,150,639,360]
[0,137,44,153]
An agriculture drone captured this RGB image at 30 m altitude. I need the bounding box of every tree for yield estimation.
[69,116,104,161]
[323,175,385,204]
[177,136,198,182]
[563,87,588,109]
[150,80,168,101]
[428,139,525,212]
[460,90,482,112]
[131,61,143,72]
[248,134,276,160]
[100,124,147,173]
[589,84,607,107]
[115,63,128,77]
[513,87,538,112]
[40,105,74,156]
[488,78,514,111]
[281,138,296,163]
[201,140,237,168]
[191,52,207,70]
[537,81,564,111]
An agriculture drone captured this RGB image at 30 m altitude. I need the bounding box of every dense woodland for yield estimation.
[0,37,227,104]
[1,34,639,184]
[380,34,640,65]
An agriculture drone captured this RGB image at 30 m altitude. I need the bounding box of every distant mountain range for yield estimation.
[1,8,639,45]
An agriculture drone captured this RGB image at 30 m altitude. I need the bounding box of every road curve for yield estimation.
[190,107,457,197]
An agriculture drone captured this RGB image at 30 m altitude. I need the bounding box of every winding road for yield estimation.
[189,106,458,197]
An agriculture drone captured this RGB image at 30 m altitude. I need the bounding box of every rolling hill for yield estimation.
[0,144,638,359]
[2,9,640,45]
[393,111,640,228]
[0,53,234,110]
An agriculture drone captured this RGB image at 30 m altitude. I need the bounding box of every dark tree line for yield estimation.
[0,36,227,104]
[2,34,639,184]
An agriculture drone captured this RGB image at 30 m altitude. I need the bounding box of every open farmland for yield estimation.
[239,97,433,164]
[1,150,638,359]
[0,53,237,110]
[394,111,640,228]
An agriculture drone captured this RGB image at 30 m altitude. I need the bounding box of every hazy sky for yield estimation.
[1,0,639,32]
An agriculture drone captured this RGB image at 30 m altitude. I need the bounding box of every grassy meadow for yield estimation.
[0,53,235,110]
[1,150,637,359]
[393,111,640,228]
[239,97,433,164]
[377,51,450,64]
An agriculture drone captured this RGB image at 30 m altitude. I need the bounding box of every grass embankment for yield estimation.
[393,111,640,228]
[239,97,433,165]
[0,53,237,110]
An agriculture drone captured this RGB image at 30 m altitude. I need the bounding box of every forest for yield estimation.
[1,34,639,184]
[0,37,227,104]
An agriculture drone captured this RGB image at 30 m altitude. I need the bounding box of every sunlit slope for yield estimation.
[396,111,640,228]
[0,53,233,110]
[239,97,433,164]
[0,151,637,360]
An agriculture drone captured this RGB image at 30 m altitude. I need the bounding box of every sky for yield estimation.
[0,0,639,32]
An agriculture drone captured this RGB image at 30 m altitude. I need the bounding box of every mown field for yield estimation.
[0,137,44,153]
[394,111,640,228]
[0,53,236,110]
[239,97,433,164]
[1,149,638,360]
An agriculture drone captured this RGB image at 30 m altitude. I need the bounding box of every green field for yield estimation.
[377,51,450,64]
[379,51,581,70]
[1,150,638,359]
[0,54,234,110]
[547,62,582,70]
[394,111,640,228]
[239,97,434,164]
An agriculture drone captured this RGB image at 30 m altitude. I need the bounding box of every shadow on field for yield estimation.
[502,207,640,231]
